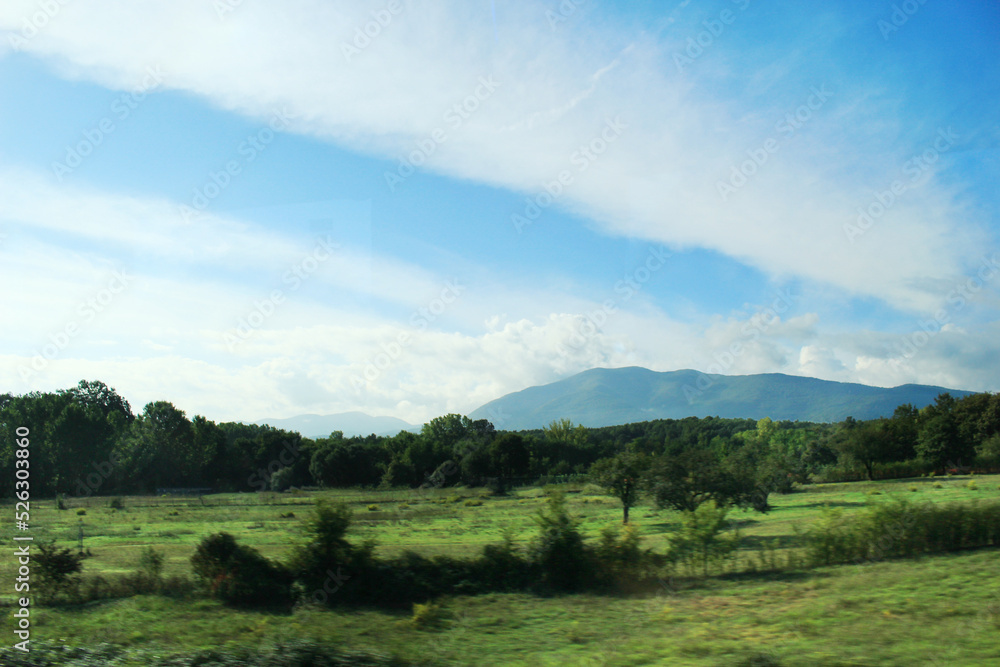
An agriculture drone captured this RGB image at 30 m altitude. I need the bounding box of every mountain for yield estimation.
[256,412,416,438]
[468,367,975,430]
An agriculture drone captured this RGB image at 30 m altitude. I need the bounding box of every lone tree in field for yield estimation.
[589,451,649,523]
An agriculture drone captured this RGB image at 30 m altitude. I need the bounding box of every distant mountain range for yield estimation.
[467,367,975,430]
[256,412,416,438]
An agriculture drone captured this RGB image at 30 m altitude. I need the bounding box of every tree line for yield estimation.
[1,380,998,500]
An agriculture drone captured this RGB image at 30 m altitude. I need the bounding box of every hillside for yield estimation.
[469,367,974,430]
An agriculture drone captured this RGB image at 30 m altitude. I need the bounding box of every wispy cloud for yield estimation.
[1,0,991,312]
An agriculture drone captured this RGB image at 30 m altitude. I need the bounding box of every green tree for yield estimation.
[115,401,197,490]
[670,501,738,577]
[288,500,369,604]
[589,451,649,523]
[834,419,897,480]
[530,492,590,591]
[35,541,86,602]
[488,432,531,479]
[646,448,747,512]
[191,532,293,607]
[917,393,974,469]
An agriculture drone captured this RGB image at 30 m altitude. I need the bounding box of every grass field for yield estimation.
[2,474,1000,665]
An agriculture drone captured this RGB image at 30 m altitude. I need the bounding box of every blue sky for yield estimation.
[1,0,997,425]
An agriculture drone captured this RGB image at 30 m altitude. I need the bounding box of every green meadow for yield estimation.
[2,474,1000,665]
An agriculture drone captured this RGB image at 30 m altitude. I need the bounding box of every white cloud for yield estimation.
[2,2,998,422]
[1,0,992,312]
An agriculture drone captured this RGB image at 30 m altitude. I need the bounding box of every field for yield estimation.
[2,474,1000,665]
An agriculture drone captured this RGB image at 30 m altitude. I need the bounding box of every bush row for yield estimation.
[191,494,677,607]
[803,498,1000,566]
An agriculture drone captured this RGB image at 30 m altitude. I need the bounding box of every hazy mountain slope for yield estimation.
[469,367,973,430]
[256,412,416,438]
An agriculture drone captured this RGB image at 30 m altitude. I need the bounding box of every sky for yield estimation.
[0,0,998,426]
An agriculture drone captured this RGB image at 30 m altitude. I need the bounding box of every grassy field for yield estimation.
[2,474,1000,665]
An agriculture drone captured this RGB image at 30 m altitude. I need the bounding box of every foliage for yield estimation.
[35,540,86,602]
[833,419,898,480]
[646,448,750,512]
[589,450,649,522]
[528,492,592,591]
[2,379,998,503]
[404,600,454,631]
[137,546,165,583]
[594,522,663,587]
[190,532,293,607]
[802,497,1000,567]
[668,501,739,577]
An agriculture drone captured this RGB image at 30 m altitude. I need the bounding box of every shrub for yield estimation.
[933,482,944,489]
[76,508,87,515]
[288,501,374,605]
[967,480,979,491]
[34,541,86,602]
[909,486,919,492]
[594,522,663,588]
[269,465,296,492]
[802,507,858,566]
[529,492,592,591]
[56,494,67,510]
[476,529,533,592]
[802,498,1000,566]
[109,497,125,510]
[405,600,453,630]
[486,477,509,496]
[367,504,380,511]
[137,546,165,586]
[190,532,293,607]
[669,501,739,577]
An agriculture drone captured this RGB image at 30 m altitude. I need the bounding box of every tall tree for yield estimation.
[834,419,898,480]
[589,451,649,523]
[916,393,974,470]
[115,401,197,490]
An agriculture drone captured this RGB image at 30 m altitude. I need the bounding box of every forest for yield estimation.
[2,379,999,502]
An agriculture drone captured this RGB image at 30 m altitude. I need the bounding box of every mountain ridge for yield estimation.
[468,366,974,430]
